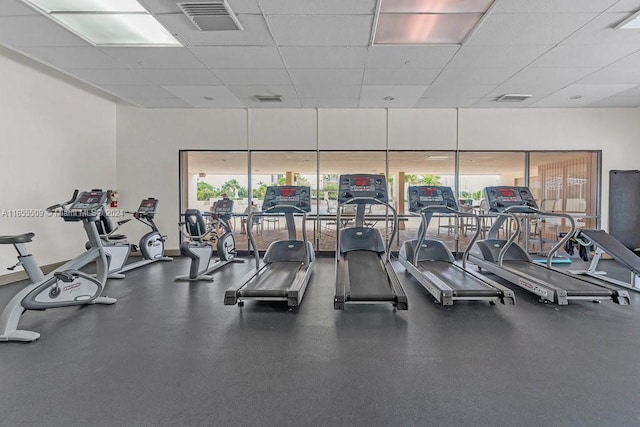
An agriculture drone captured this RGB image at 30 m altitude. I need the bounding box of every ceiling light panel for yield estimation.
[375,13,482,44]
[22,0,181,46]
[24,0,145,12]
[374,0,494,45]
[380,0,493,13]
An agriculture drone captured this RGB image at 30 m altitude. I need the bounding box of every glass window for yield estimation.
[529,152,599,250]
[388,151,456,252]
[180,151,249,249]
[250,151,318,251]
[318,151,387,253]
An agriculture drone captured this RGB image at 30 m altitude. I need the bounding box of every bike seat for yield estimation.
[107,234,128,241]
[0,233,35,245]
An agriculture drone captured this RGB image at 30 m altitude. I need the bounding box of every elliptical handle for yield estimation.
[46,189,79,212]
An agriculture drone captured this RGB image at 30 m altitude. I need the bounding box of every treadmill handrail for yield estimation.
[413,205,481,270]
[247,205,309,270]
[337,197,398,263]
[498,206,576,268]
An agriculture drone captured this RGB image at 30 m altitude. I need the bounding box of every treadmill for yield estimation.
[468,186,630,305]
[333,174,408,310]
[398,185,515,305]
[224,186,315,307]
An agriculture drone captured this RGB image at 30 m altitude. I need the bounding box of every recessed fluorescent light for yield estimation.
[426,155,449,160]
[373,0,494,45]
[495,94,532,102]
[23,0,181,46]
[616,10,640,29]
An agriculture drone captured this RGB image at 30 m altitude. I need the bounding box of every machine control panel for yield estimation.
[484,186,538,212]
[262,186,311,213]
[408,186,457,213]
[137,198,159,217]
[337,174,388,204]
[212,198,233,214]
[63,190,108,221]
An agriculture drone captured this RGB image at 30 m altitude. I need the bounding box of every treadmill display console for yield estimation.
[137,198,158,215]
[262,186,311,213]
[212,198,233,214]
[408,186,457,212]
[484,186,538,212]
[337,174,388,204]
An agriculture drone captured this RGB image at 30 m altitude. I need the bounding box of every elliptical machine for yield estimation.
[175,198,242,282]
[93,197,172,279]
[0,189,116,343]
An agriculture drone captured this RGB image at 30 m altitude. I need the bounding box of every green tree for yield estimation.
[197,181,218,201]
[252,182,268,200]
[421,175,441,185]
[219,179,243,199]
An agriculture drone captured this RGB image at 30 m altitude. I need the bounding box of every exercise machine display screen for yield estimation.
[137,198,158,215]
[212,199,233,214]
[262,186,311,213]
[408,186,457,212]
[69,190,107,211]
[337,174,388,204]
[484,186,538,212]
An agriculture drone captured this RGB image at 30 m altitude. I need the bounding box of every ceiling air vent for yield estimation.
[255,95,283,103]
[495,94,532,102]
[177,1,244,31]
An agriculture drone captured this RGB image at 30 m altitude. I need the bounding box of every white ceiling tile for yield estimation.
[0,1,38,15]
[447,45,553,68]
[532,83,636,107]
[590,86,640,106]
[267,15,373,46]
[162,85,244,107]
[19,46,124,69]
[363,68,440,85]
[190,46,283,68]
[289,69,364,86]
[70,69,151,86]
[228,84,297,99]
[213,68,291,85]
[295,85,361,98]
[492,0,618,13]
[100,47,205,69]
[137,69,222,85]
[467,13,598,45]
[259,0,376,14]
[139,0,261,14]
[487,67,599,99]
[0,16,88,47]
[280,47,367,68]
[366,46,460,68]
[594,0,638,12]
[415,97,481,108]
[532,43,639,68]
[561,13,640,46]
[103,85,175,99]
[301,98,360,108]
[135,98,192,108]
[424,84,495,99]
[434,68,519,86]
[607,50,640,69]
[359,85,428,108]
[578,66,640,84]
[156,14,273,46]
[471,97,537,108]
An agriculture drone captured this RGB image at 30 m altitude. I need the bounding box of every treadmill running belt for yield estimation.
[239,262,300,297]
[346,251,393,298]
[417,261,501,296]
[503,261,613,296]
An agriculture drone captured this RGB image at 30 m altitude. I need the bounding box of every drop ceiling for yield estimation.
[3,0,640,108]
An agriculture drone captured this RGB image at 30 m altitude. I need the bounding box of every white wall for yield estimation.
[0,46,116,275]
[116,106,640,251]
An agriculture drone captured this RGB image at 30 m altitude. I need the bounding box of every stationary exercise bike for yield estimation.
[0,189,116,343]
[92,197,172,279]
[175,199,242,282]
